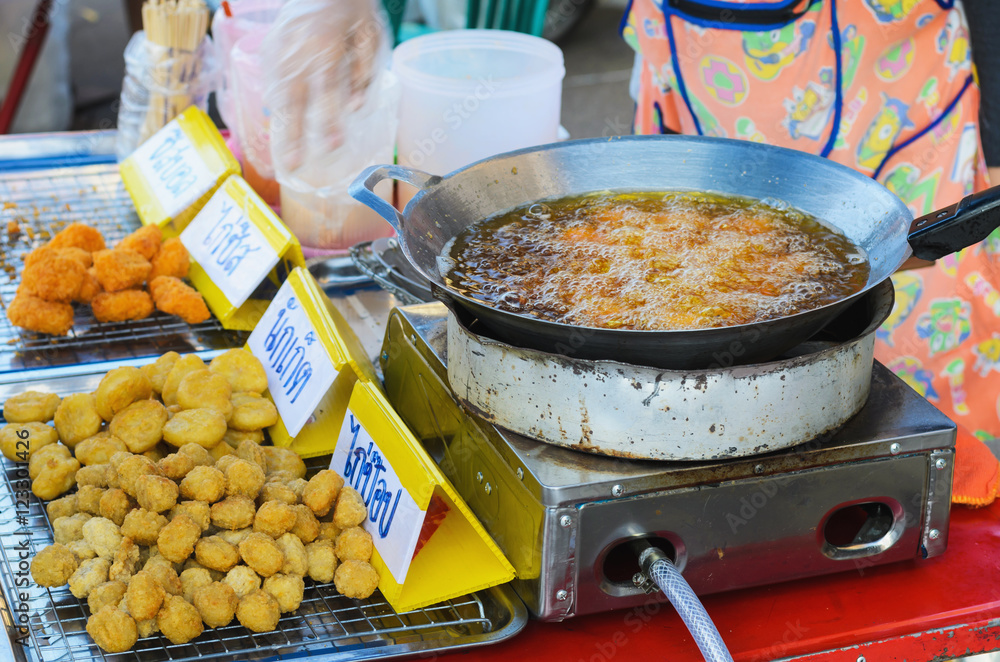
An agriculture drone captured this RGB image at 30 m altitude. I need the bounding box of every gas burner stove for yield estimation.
[380,303,956,621]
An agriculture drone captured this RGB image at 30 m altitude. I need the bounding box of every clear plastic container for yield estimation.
[231,29,280,205]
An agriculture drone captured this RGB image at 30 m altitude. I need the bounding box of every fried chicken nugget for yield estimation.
[149,276,210,324]
[20,248,85,302]
[1,421,58,461]
[263,573,305,613]
[6,293,74,335]
[75,432,128,466]
[92,248,151,292]
[158,594,204,644]
[179,465,225,503]
[88,580,127,614]
[4,390,60,423]
[236,590,281,633]
[260,482,298,506]
[224,566,261,599]
[158,451,194,481]
[115,454,160,496]
[47,494,78,521]
[87,607,137,653]
[225,458,265,500]
[334,560,379,599]
[49,222,106,252]
[176,370,232,420]
[141,351,180,396]
[53,513,91,545]
[161,356,207,406]
[162,408,227,448]
[82,517,122,560]
[169,500,211,532]
[99,488,136,527]
[117,224,161,261]
[209,348,268,394]
[95,366,152,421]
[333,486,368,529]
[229,393,277,432]
[110,536,141,583]
[195,535,240,572]
[121,508,169,545]
[69,557,111,598]
[76,464,110,488]
[135,474,179,512]
[143,556,183,595]
[75,267,102,304]
[253,501,297,539]
[53,393,102,448]
[77,485,105,515]
[223,428,264,448]
[305,540,337,583]
[303,470,344,517]
[177,441,214,467]
[110,399,168,453]
[67,539,97,561]
[234,440,266,473]
[239,532,285,577]
[194,581,239,628]
[31,543,79,586]
[276,533,308,577]
[335,527,373,563]
[149,237,190,281]
[291,504,320,543]
[211,495,256,530]
[28,442,70,479]
[216,527,252,547]
[33,453,79,500]
[126,570,165,621]
[157,513,201,563]
[91,289,154,323]
[180,567,214,604]
[287,478,308,503]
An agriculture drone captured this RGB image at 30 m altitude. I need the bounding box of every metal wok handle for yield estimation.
[908,184,1000,260]
[348,164,442,233]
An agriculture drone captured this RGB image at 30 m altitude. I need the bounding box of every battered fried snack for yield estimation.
[30,543,79,586]
[67,539,97,561]
[99,488,136,527]
[149,237,190,281]
[69,557,111,598]
[235,439,267,471]
[20,248,86,302]
[334,560,379,599]
[149,276,210,324]
[182,558,224,582]
[49,222,106,252]
[158,594,204,644]
[76,485,105,515]
[110,536,141,583]
[1,421,58,461]
[170,500,211,532]
[288,479,308,503]
[179,465,225,503]
[276,533,308,577]
[229,393,278,432]
[95,366,153,422]
[141,351,180,396]
[126,570,165,621]
[91,289,154,323]
[6,294,74,335]
[335,527,374,563]
[303,470,344,517]
[158,452,194,481]
[333,486,367,529]
[82,517,123,560]
[28,443,70,479]
[305,540,337,583]
[214,455,239,474]
[239,532,285,577]
[3,390,60,423]
[209,441,236,461]
[115,454,160,496]
[290,504,320,543]
[92,248,151,292]
[224,566,261,599]
[161,356,207,406]
[86,607,138,654]
[75,268,102,303]
[177,442,214,467]
[260,482,298,506]
[162,408,227,448]
[193,581,239,628]
[117,224,162,261]
[135,474,179,512]
[143,556,183,595]
[224,458,266,500]
[53,513,91,545]
[157,513,201,563]
[47,494,78,521]
[110,399,168,453]
[88,580,128,614]
[121,508,169,545]
[253,501,297,539]
[180,567,214,604]
[194,535,240,572]
[263,573,305,613]
[236,590,281,633]
[209,348,269,395]
[176,370,232,421]
[74,432,128,466]
[32,452,79,500]
[76,464,110,487]
[224,428,264,448]
[211,495,256,530]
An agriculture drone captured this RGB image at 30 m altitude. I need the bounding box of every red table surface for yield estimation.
[446,502,1000,661]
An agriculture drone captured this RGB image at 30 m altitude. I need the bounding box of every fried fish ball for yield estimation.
[87,606,137,653]
[1,421,58,461]
[239,533,285,577]
[157,594,204,644]
[334,560,379,599]
[21,248,85,302]
[142,444,169,463]
[76,463,110,487]
[223,566,261,599]
[290,504,320,543]
[4,390,60,423]
[161,355,207,406]
[158,452,194,481]
[276,533,308,577]
[47,494,78,521]
[143,556,183,595]
[33,453,79,500]
[169,500,211,532]
[92,289,154,323]
[225,459,265,500]
[31,543,79,586]
[288,478,308,503]
[215,529,251,548]
[181,558,223,581]
[117,224,161,260]
[237,589,281,633]
[49,222,106,252]
[260,482,297,506]
[195,536,240,572]
[93,248,151,292]
[77,485,105,515]
[69,557,111,598]
[99,488,136,527]
[209,348,268,395]
[209,441,236,461]
[223,428,264,448]
[303,470,344,517]
[126,570,165,621]
[95,366,152,422]
[67,539,97,561]
[120,508,169,545]
[53,513,91,545]
[176,371,232,421]
[140,351,180,396]
[179,465,225,503]
[109,536,141,583]
[305,540,337,583]
[333,486,367,529]
[6,294,74,335]
[149,237,190,281]
[88,580,127,614]
[149,276,210,324]
[211,495,256,530]
[214,455,239,474]
[235,439,267,471]
[28,442,70,479]
[191,581,238,628]
[82,517,122,560]
[74,432,128,466]
[229,393,278,432]
[115,454,160,496]
[177,442,214,467]
[253,501,297,539]
[107,399,168,454]
[135,474,179,512]
[180,567,214,603]
[263,573,305,613]
[162,408,227,448]
[335,527,373,563]
[157,513,201,563]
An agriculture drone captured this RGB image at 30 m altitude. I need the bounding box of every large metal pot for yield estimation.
[350,135,1000,369]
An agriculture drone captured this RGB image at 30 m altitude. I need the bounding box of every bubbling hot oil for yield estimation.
[444,191,870,330]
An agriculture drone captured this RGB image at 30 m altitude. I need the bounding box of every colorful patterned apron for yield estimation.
[622,0,1000,438]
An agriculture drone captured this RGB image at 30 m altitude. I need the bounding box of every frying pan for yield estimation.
[350,135,1000,369]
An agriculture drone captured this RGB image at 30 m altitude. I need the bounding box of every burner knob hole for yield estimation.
[601,536,679,586]
[820,500,903,559]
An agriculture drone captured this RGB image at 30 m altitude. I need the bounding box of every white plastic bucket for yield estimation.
[392,29,565,180]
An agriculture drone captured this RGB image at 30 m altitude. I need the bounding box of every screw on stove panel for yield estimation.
[929,529,940,540]
[476,471,483,483]
[555,590,569,602]
[516,467,524,480]
[890,443,901,455]
[559,515,573,528]
[611,484,624,497]
[935,458,947,470]
[485,483,492,495]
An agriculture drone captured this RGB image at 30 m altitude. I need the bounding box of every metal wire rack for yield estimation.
[0,163,247,376]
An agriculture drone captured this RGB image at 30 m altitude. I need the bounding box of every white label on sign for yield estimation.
[246,279,335,437]
[331,411,425,583]
[180,187,279,307]
[132,120,215,218]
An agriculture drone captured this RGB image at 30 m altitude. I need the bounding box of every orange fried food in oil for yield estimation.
[149,238,190,281]
[92,249,152,292]
[20,248,85,302]
[75,268,103,304]
[148,276,210,324]
[117,225,162,261]
[7,294,74,335]
[91,290,154,323]
[49,222,106,253]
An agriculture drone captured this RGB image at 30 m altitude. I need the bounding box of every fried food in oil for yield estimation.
[263,573,305,613]
[3,390,60,423]
[92,249,151,292]
[209,349,268,395]
[236,590,281,633]
[157,594,204,644]
[54,393,102,447]
[49,222,106,252]
[86,606,137,653]
[91,289,154,323]
[117,224,162,261]
[334,560,379,599]
[149,237,190,281]
[238,532,284,577]
[193,581,239,628]
[303,470,344,517]
[6,294,74,335]
[31,543,79,586]
[149,275,211,324]
[95,366,153,421]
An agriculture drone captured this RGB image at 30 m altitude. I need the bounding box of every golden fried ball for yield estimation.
[334,560,380,599]
[126,570,165,621]
[86,607,138,653]
[33,453,80,500]
[317,522,341,543]
[238,533,285,577]
[194,535,240,572]
[223,428,264,448]
[110,399,168,453]
[118,509,168,548]
[31,543,78,586]
[88,580,127,614]
[210,495,256,530]
[161,356,207,406]
[140,351,180,396]
[209,348,268,394]
[224,458,266,500]
[76,485,105,515]
[69,557,111,598]
[143,556,183,596]
[158,452,194,481]
[305,540,338,583]
[109,536,141,583]
[262,573,305,613]
[99,488,136,527]
[135,474,179,513]
[75,432,128,466]
[333,486,367,529]
[209,440,236,462]
[169,500,211,532]
[253,501,297,539]
[180,567,214,604]
[47,494,78,521]
[53,512,91,545]
[214,455,238,474]
[4,390,60,423]
[162,408,227,448]
[156,513,201,563]
[82,517,122,560]
[229,393,278,432]
[223,565,261,599]
[262,446,307,479]
[177,442,214,467]
[76,463,110,488]
[193,581,239,628]
[259,482,297,506]
[179,465,225,503]
[176,370,232,421]
[236,590,281,633]
[67,539,97,561]
[303,470,344,517]
[157,594,204,644]
[29,443,70,480]
[94,366,152,421]
[1,422,58,462]
[235,439,267,472]
[276,533,308,577]
[114,454,160,496]
[335,527,374,563]
[53,393,102,448]
[290,504,320,543]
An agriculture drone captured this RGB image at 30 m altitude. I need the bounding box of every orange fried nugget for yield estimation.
[75,268,103,304]
[149,276,210,325]
[7,294,74,335]
[91,290,154,323]
[149,238,190,281]
[57,247,93,269]
[117,225,162,261]
[93,249,152,292]
[49,223,106,253]
[21,249,85,302]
